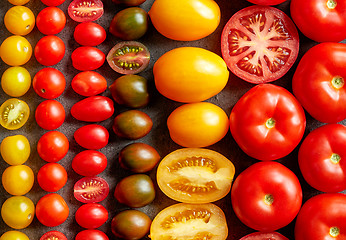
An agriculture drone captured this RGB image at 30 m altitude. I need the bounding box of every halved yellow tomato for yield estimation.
[0,98,30,130]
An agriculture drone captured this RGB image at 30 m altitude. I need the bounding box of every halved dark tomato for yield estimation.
[40,231,67,240]
[150,203,228,240]
[107,41,150,74]
[68,0,104,22]
[0,98,30,130]
[157,148,235,203]
[240,232,289,240]
[74,176,109,203]
[221,5,299,84]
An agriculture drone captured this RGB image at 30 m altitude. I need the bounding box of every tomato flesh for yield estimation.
[74,176,109,203]
[40,231,67,240]
[0,98,30,130]
[240,232,289,240]
[68,0,104,22]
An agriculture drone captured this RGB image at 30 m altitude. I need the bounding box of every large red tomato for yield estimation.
[292,42,346,123]
[230,84,306,161]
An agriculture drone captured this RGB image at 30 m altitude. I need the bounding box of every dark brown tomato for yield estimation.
[68,0,104,22]
[72,47,105,71]
[74,22,107,46]
[112,0,147,6]
[71,71,107,97]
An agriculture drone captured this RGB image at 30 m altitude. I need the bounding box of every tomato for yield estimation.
[111,210,151,239]
[35,35,65,66]
[72,150,107,176]
[292,43,346,123]
[40,231,67,240]
[75,230,109,240]
[149,0,221,41]
[1,67,31,97]
[35,100,65,130]
[150,203,228,240]
[35,193,69,227]
[246,0,287,4]
[1,196,35,229]
[112,110,153,140]
[2,165,34,195]
[8,0,30,5]
[74,22,106,46]
[240,232,289,240]
[36,7,66,35]
[106,41,150,74]
[41,0,65,6]
[109,7,148,40]
[68,0,104,22]
[71,96,114,122]
[167,102,229,148]
[1,231,29,240]
[74,176,109,203]
[33,68,66,99]
[74,124,109,150]
[295,193,346,240]
[71,47,105,71]
[1,135,30,165]
[114,174,155,208]
[71,71,107,96]
[0,98,30,130]
[157,148,235,203]
[119,143,160,173]
[75,203,108,229]
[154,47,229,103]
[221,6,299,84]
[37,131,69,162]
[232,161,302,232]
[37,163,68,192]
[230,84,306,161]
[112,0,146,6]
[0,36,32,66]
[4,6,35,35]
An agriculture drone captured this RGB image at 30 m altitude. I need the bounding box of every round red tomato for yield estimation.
[75,230,109,240]
[74,176,109,203]
[75,203,108,229]
[246,0,287,4]
[72,150,107,176]
[41,0,65,6]
[74,22,106,46]
[295,193,346,240]
[35,100,65,130]
[37,163,67,192]
[230,84,306,161]
[37,131,69,162]
[40,231,67,240]
[74,124,109,150]
[292,42,346,123]
[240,232,289,240]
[71,71,107,96]
[35,35,65,66]
[36,7,66,35]
[221,5,299,83]
[33,68,66,99]
[68,0,104,22]
[71,47,105,71]
[231,161,302,232]
[298,124,346,193]
[36,193,69,227]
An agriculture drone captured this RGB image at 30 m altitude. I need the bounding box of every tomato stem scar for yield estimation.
[330,226,340,237]
[327,0,337,9]
[264,194,274,205]
[331,76,344,89]
[265,118,276,129]
[330,153,341,164]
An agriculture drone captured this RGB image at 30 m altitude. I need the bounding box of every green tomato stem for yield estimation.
[330,153,341,164]
[330,226,340,237]
[327,0,337,9]
[331,76,344,89]
[266,118,276,129]
[264,194,274,205]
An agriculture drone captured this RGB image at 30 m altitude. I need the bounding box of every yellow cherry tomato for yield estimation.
[0,231,29,240]
[4,6,35,35]
[8,0,30,5]
[2,165,34,195]
[0,36,32,66]
[149,0,221,41]
[2,67,31,97]
[0,98,30,130]
[1,135,30,165]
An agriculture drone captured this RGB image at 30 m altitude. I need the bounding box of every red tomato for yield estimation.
[75,230,109,240]
[291,0,346,42]
[41,0,66,6]
[74,176,109,203]
[292,42,346,123]
[71,71,107,96]
[298,124,346,193]
[35,100,65,130]
[246,0,287,4]
[36,7,66,35]
[40,231,67,240]
[33,68,66,99]
[37,131,69,162]
[74,124,109,150]
[71,96,114,122]
[71,47,105,71]
[230,84,306,161]
[75,203,108,229]
[295,193,346,240]
[72,150,107,176]
[68,0,104,22]
[240,232,289,240]
[221,6,299,83]
[35,35,65,66]
[74,22,107,46]
[231,161,302,232]
[36,193,69,227]
[37,163,67,192]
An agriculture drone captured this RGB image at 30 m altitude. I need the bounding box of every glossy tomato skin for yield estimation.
[33,68,66,99]
[246,0,287,4]
[230,84,306,161]
[35,100,65,130]
[74,22,106,46]
[72,150,107,176]
[72,71,107,96]
[40,231,67,240]
[41,0,65,6]
[240,232,289,240]
[37,131,69,162]
[1,135,30,165]
[2,165,34,195]
[35,36,65,66]
[1,66,31,97]
[74,124,109,150]
[75,203,108,229]
[36,7,66,35]
[0,36,32,66]
[292,43,346,123]
[295,193,346,240]
[37,163,68,192]
[75,230,109,240]
[231,161,302,232]
[4,6,35,36]
[1,231,30,240]
[74,176,109,203]
[68,0,104,22]
[72,47,105,71]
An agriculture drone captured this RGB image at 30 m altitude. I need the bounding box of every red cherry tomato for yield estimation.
[71,47,105,71]
[35,35,65,66]
[240,232,289,240]
[71,96,114,122]
[75,203,108,229]
[74,22,107,46]
[37,131,69,162]
[35,100,65,130]
[33,68,66,99]
[40,231,67,240]
[36,7,66,35]
[68,0,104,22]
[41,0,66,6]
[74,176,109,203]
[75,230,109,240]
[71,71,107,96]
[37,163,68,192]
[74,124,109,150]
[246,0,287,4]
[72,150,107,176]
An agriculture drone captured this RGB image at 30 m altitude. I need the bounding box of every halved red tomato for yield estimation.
[68,0,104,22]
[40,231,67,240]
[221,5,299,83]
[240,232,289,240]
[74,176,109,203]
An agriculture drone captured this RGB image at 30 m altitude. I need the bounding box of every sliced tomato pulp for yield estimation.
[68,0,104,22]
[221,6,299,84]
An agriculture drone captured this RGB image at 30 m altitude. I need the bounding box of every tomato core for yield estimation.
[327,0,337,9]
[330,153,341,164]
[110,45,146,70]
[331,76,344,89]
[266,118,276,129]
[329,226,340,237]
[264,194,274,205]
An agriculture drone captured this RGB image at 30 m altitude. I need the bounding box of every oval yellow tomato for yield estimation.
[154,47,229,103]
[2,165,34,195]
[4,6,35,35]
[0,36,32,66]
[149,0,221,41]
[1,135,30,165]
[167,102,229,147]
[2,67,31,97]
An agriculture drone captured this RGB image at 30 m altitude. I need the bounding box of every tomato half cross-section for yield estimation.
[240,232,289,240]
[74,176,109,203]
[68,0,104,22]
[221,5,299,83]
